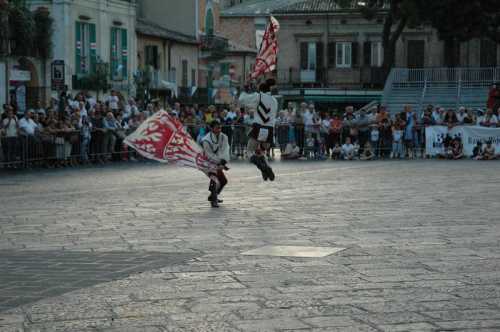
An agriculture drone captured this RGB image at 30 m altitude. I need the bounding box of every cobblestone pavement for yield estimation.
[0,160,500,332]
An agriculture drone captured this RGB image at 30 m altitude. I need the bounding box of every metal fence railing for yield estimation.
[2,121,464,169]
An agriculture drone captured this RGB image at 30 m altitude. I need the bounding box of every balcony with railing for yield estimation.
[277,66,386,89]
[151,69,177,90]
[200,35,229,59]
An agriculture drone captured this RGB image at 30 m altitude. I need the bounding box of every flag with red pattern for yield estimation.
[124,111,216,174]
[250,16,280,80]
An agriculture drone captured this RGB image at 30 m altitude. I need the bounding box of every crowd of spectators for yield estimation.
[1,88,499,169]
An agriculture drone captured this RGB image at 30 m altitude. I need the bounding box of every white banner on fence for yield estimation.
[426,126,500,157]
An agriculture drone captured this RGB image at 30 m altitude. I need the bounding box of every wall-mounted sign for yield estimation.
[51,60,65,91]
[9,69,31,82]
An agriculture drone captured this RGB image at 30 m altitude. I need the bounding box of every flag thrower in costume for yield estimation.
[124,110,217,174]
[250,16,280,80]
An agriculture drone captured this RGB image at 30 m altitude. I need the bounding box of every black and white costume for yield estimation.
[202,130,230,208]
[239,90,278,181]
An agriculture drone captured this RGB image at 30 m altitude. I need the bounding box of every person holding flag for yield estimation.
[239,16,280,181]
[124,111,229,208]
[201,120,230,208]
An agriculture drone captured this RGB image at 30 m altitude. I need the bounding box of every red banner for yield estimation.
[124,111,216,174]
[250,16,280,80]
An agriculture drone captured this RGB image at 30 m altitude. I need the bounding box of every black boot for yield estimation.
[209,180,220,207]
[208,195,223,203]
[251,155,269,181]
[251,155,275,181]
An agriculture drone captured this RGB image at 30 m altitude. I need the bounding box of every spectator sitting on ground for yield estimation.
[482,141,496,160]
[331,143,342,160]
[360,142,375,161]
[472,142,483,160]
[304,132,315,160]
[451,138,464,160]
[341,137,356,160]
[281,142,301,160]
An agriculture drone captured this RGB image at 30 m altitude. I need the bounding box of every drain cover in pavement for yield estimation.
[241,246,345,258]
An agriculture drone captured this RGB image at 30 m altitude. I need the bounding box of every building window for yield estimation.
[300,42,318,70]
[206,9,214,36]
[145,45,159,70]
[191,69,196,87]
[170,67,176,83]
[370,41,383,67]
[110,28,128,81]
[75,22,96,75]
[336,42,352,68]
[182,60,188,87]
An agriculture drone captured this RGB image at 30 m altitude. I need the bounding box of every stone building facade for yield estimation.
[27,0,137,97]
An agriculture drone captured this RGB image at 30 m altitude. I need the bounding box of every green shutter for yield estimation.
[75,22,81,75]
[121,29,128,79]
[89,23,97,73]
[221,63,229,76]
[110,27,116,79]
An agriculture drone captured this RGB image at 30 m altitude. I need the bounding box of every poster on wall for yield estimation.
[15,85,26,115]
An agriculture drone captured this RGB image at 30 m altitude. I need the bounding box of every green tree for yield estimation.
[424,0,500,43]
[338,0,425,76]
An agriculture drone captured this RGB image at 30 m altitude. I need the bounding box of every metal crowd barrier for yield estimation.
[1,123,434,169]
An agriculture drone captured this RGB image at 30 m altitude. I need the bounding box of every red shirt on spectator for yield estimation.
[487,86,500,109]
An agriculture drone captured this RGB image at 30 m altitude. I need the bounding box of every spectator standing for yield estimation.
[370,124,380,158]
[18,110,38,165]
[487,83,500,114]
[379,118,393,159]
[1,106,19,167]
[103,112,119,161]
[456,107,467,124]
[391,114,405,159]
[79,115,92,164]
[479,109,498,127]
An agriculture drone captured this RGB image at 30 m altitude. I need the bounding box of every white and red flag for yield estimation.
[124,111,216,174]
[250,16,280,80]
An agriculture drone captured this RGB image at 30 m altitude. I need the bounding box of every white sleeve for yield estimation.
[220,135,230,162]
[202,140,220,163]
[238,92,259,109]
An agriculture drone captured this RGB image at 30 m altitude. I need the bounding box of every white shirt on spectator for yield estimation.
[342,143,355,156]
[107,95,119,110]
[225,110,236,121]
[2,117,18,137]
[19,117,38,136]
[303,110,314,126]
[457,112,467,124]
[432,111,442,124]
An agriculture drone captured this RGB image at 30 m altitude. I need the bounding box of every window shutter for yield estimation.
[110,28,117,79]
[328,42,336,67]
[316,42,324,70]
[363,41,371,66]
[89,23,97,73]
[121,29,128,79]
[300,42,308,70]
[352,42,359,68]
[75,22,82,74]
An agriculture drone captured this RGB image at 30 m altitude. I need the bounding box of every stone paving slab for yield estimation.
[0,160,499,331]
[0,250,198,312]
